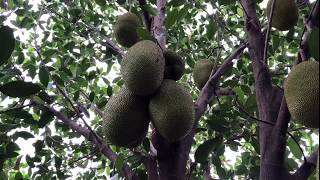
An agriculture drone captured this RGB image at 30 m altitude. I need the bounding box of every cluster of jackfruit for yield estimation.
[103,18,194,147]
[284,61,319,128]
[266,0,299,31]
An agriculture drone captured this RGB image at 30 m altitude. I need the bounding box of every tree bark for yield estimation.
[240,0,319,179]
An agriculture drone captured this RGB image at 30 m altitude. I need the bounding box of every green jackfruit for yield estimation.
[266,0,299,31]
[149,80,195,142]
[193,59,216,89]
[121,40,165,96]
[103,87,150,148]
[114,12,141,48]
[163,50,185,81]
[284,61,319,128]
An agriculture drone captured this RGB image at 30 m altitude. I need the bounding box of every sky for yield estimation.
[1,0,318,179]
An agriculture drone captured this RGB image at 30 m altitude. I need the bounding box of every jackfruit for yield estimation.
[114,12,141,48]
[266,0,299,31]
[121,40,165,96]
[149,80,195,142]
[284,61,319,128]
[193,59,216,90]
[163,50,185,81]
[102,87,150,148]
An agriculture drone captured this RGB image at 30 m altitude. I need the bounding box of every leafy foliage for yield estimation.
[0,0,318,179]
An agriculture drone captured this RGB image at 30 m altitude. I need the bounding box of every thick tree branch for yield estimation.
[153,0,166,49]
[48,107,137,180]
[137,0,152,31]
[291,149,319,180]
[145,155,159,180]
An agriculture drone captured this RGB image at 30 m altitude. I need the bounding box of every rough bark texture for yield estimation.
[240,0,319,179]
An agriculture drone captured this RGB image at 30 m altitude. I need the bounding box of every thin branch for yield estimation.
[264,0,277,64]
[48,107,137,179]
[137,0,152,31]
[287,132,307,163]
[0,103,33,114]
[234,97,275,126]
[215,87,235,97]
[69,149,99,165]
[299,0,319,59]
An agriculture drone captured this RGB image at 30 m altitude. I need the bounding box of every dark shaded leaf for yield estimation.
[0,81,42,97]
[0,26,15,66]
[39,66,49,87]
[12,131,34,140]
[308,28,319,61]
[38,108,54,128]
[95,0,106,6]
[195,137,221,164]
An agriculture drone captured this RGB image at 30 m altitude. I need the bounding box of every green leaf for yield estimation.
[95,0,106,6]
[0,25,15,66]
[38,108,54,128]
[165,8,179,28]
[115,154,124,177]
[12,131,34,140]
[39,66,49,87]
[194,137,221,164]
[288,137,302,159]
[141,4,157,16]
[308,28,319,61]
[206,21,217,40]
[17,52,24,64]
[14,171,23,180]
[0,81,42,97]
[137,27,154,41]
[237,7,243,17]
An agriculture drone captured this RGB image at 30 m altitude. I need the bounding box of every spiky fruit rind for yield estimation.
[284,61,319,128]
[266,0,299,31]
[121,40,165,96]
[103,87,150,147]
[149,80,195,142]
[114,12,140,48]
[193,59,215,89]
[163,50,185,81]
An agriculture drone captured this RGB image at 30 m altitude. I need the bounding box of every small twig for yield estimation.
[137,0,152,31]
[69,149,99,165]
[264,0,277,64]
[234,97,275,126]
[207,46,223,59]
[0,103,33,114]
[287,132,308,163]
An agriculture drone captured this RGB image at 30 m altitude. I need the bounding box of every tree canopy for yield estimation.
[0,0,319,179]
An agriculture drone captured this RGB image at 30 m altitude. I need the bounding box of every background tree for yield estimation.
[0,0,319,179]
